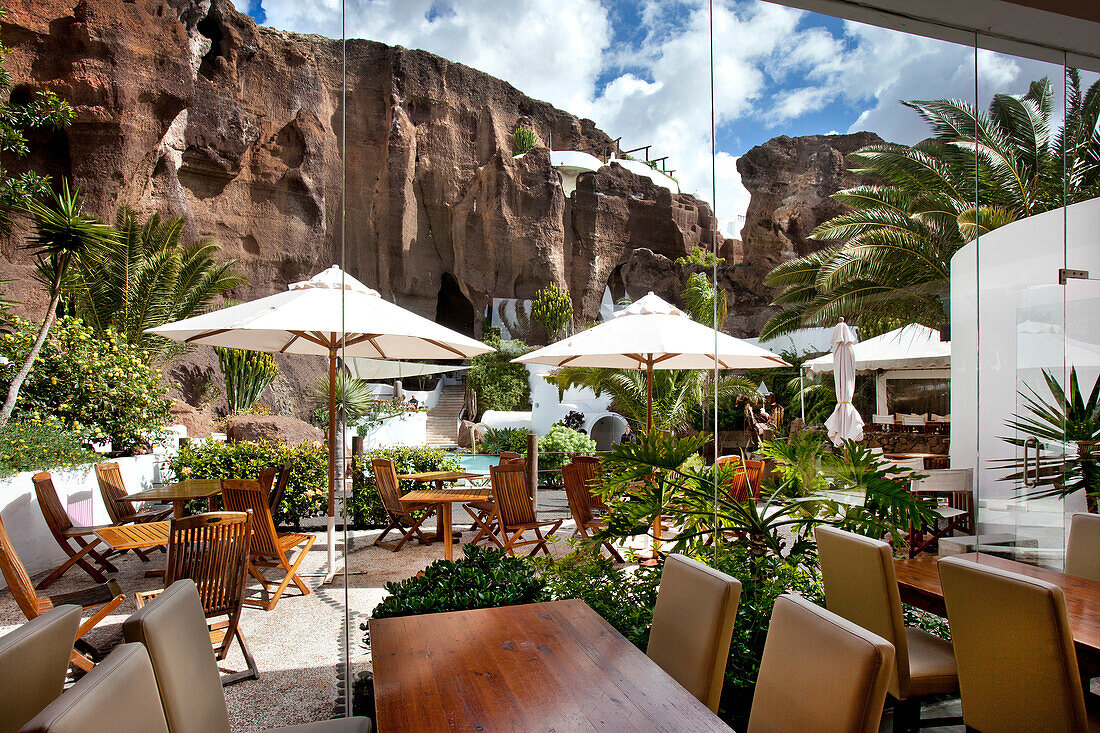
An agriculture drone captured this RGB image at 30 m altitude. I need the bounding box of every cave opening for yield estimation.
[196,10,226,79]
[434,273,476,338]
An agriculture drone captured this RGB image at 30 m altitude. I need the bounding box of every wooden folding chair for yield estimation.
[716,455,764,503]
[562,460,622,561]
[371,459,438,552]
[267,461,292,515]
[907,468,974,558]
[467,454,525,541]
[479,462,562,557]
[221,479,315,611]
[0,512,124,672]
[95,462,170,562]
[32,472,118,589]
[138,512,257,685]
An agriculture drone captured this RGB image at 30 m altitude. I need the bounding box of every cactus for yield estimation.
[531,283,573,341]
[215,347,279,413]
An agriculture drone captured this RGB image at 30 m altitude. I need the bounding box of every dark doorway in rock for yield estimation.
[435,273,475,338]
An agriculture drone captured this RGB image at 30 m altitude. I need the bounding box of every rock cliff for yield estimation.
[0,0,879,414]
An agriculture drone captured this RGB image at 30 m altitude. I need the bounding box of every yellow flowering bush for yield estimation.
[0,317,172,453]
[0,418,96,477]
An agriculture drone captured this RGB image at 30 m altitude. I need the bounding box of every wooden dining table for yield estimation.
[371,599,731,732]
[397,470,485,562]
[118,478,223,518]
[895,552,1100,668]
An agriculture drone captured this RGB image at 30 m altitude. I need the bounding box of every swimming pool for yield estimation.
[453,453,501,475]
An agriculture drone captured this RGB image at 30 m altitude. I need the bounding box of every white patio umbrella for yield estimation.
[513,292,790,430]
[149,266,493,578]
[823,318,865,446]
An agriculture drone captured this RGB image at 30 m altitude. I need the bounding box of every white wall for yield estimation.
[365,379,443,410]
[357,411,428,449]
[951,198,1100,557]
[0,454,162,589]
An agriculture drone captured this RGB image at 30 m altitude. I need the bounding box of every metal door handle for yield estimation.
[1024,437,1039,488]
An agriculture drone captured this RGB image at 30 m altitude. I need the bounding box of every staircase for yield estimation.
[426,385,465,447]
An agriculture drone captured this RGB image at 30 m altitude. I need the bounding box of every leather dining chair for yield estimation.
[1065,512,1100,582]
[748,594,895,733]
[0,606,81,733]
[19,643,171,733]
[646,554,742,713]
[815,526,959,731]
[938,555,1100,732]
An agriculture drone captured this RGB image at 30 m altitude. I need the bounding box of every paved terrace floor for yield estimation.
[1,489,1047,731]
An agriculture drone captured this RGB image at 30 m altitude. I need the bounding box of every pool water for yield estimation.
[453,454,501,475]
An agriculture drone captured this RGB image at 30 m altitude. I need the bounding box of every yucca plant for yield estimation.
[1000,367,1100,510]
[309,369,376,423]
[531,283,573,341]
[512,126,537,155]
[215,347,278,414]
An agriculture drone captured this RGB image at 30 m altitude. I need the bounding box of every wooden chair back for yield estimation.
[257,465,278,494]
[490,462,535,528]
[572,456,605,511]
[269,461,291,513]
[499,451,522,462]
[0,511,42,619]
[717,456,764,503]
[372,459,404,515]
[562,461,594,526]
[165,512,251,618]
[95,462,133,524]
[32,473,75,544]
[221,480,283,561]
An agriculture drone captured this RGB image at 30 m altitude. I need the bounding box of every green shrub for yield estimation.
[512,126,538,155]
[531,283,572,340]
[537,424,595,486]
[352,446,460,526]
[0,317,172,453]
[166,439,328,526]
[0,419,97,477]
[215,347,278,413]
[466,330,531,413]
[479,426,531,455]
[536,547,661,649]
[370,545,546,619]
[675,248,724,268]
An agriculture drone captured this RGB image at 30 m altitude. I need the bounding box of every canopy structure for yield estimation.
[803,324,950,374]
[513,292,789,430]
[150,266,493,580]
[803,324,950,416]
[345,358,468,381]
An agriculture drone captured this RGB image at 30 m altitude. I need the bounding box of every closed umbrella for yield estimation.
[150,266,493,579]
[824,319,864,446]
[514,292,789,430]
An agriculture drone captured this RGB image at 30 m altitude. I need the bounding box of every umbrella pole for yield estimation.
[646,359,661,553]
[324,348,337,584]
[800,367,805,422]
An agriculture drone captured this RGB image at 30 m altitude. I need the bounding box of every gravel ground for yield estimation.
[0,489,642,730]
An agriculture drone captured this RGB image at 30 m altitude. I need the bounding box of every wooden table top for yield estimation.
[370,599,730,732]
[895,552,1100,660]
[399,487,491,504]
[118,479,223,502]
[396,470,482,483]
[95,521,170,550]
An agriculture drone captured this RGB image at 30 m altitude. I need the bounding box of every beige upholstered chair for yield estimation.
[124,579,371,733]
[646,554,741,712]
[938,555,1099,732]
[748,594,895,733]
[0,605,81,733]
[815,526,958,730]
[20,643,171,733]
[1065,512,1100,582]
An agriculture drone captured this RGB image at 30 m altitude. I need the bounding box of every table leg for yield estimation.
[173,500,185,519]
[207,495,217,512]
[442,502,453,562]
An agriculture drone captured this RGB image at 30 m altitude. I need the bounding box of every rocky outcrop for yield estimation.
[731,132,883,334]
[0,0,877,401]
[226,414,323,446]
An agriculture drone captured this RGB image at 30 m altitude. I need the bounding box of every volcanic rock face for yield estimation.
[0,0,876,413]
[730,132,884,333]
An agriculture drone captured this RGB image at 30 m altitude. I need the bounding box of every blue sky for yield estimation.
[234,0,1065,226]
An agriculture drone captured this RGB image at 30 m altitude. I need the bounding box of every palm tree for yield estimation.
[762,72,1100,339]
[0,180,116,423]
[545,273,756,431]
[57,209,245,362]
